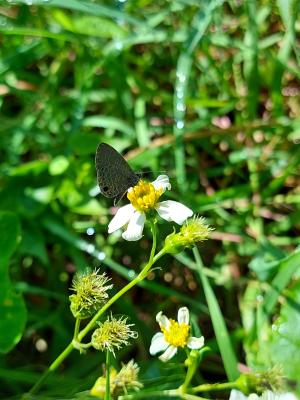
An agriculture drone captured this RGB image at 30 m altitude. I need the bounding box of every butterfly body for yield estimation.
[95,143,140,205]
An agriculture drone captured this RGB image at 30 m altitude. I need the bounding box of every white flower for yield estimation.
[108,175,193,241]
[229,390,298,400]
[149,307,204,362]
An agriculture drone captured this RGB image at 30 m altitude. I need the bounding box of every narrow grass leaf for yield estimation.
[193,247,239,381]
[174,0,224,190]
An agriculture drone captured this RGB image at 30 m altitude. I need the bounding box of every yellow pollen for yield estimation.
[161,319,190,348]
[127,180,163,213]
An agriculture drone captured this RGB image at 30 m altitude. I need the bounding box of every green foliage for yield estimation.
[0,212,27,354]
[269,282,300,390]
[0,0,299,398]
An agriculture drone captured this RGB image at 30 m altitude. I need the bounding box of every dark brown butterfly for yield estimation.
[95,143,140,205]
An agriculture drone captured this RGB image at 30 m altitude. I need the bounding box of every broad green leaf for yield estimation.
[269,282,300,390]
[0,212,26,354]
[0,212,21,269]
[0,286,27,354]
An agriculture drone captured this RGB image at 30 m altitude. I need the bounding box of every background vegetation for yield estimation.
[0,0,299,398]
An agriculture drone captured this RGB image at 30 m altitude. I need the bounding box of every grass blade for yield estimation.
[174,0,224,190]
[193,247,239,381]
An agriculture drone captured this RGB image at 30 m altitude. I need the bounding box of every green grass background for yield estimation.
[0,0,299,398]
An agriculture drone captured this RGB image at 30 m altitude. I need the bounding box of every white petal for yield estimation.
[229,390,249,400]
[156,311,170,330]
[276,394,299,400]
[108,204,135,233]
[177,307,189,324]
[152,175,171,191]
[187,336,205,350]
[122,211,146,241]
[156,200,193,225]
[149,332,169,355]
[159,345,177,362]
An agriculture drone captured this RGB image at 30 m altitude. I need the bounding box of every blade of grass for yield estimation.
[173,0,224,191]
[243,0,259,119]
[193,247,239,381]
[14,0,144,27]
[272,0,299,116]
[0,27,75,42]
[135,98,149,147]
[82,115,135,137]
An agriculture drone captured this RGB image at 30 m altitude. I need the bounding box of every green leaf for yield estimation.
[49,156,69,176]
[52,11,127,39]
[269,282,300,391]
[262,247,300,323]
[0,286,27,354]
[12,0,144,27]
[82,116,135,137]
[0,212,21,269]
[0,212,26,354]
[69,133,101,155]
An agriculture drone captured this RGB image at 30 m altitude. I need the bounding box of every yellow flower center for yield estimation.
[127,180,163,213]
[161,319,190,348]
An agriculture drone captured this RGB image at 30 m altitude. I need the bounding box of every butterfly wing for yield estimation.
[95,143,139,203]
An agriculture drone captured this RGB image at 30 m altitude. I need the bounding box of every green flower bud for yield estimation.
[69,269,112,319]
[91,316,138,355]
[236,367,284,395]
[164,216,212,254]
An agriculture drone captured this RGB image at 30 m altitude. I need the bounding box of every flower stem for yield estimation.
[118,389,180,399]
[73,317,80,340]
[181,351,199,392]
[105,350,111,400]
[27,220,165,395]
[192,381,238,393]
[27,342,74,395]
[119,389,208,399]
[148,219,157,265]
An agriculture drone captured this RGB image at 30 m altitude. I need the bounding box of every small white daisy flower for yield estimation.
[108,175,193,241]
[149,307,204,362]
[229,390,298,400]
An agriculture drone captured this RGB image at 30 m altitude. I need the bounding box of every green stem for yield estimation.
[105,350,111,400]
[27,224,165,396]
[119,390,208,400]
[148,219,157,265]
[118,389,180,399]
[192,381,238,393]
[73,318,80,340]
[78,249,165,342]
[27,342,74,395]
[181,351,199,392]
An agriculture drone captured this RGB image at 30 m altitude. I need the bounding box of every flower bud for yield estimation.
[91,316,138,355]
[164,216,212,254]
[90,360,142,398]
[69,269,112,319]
[236,367,284,395]
[90,368,117,398]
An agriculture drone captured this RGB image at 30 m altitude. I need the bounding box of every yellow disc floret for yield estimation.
[161,319,190,348]
[127,180,163,213]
